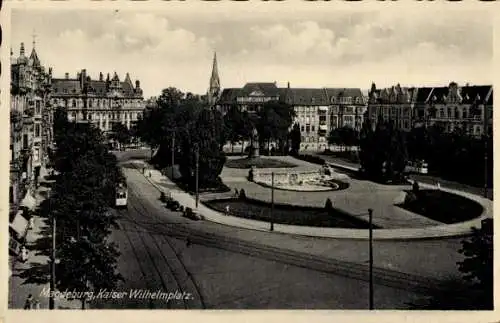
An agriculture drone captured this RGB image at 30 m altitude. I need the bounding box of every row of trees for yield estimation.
[406,123,493,188]
[24,107,124,309]
[222,101,296,155]
[327,126,359,151]
[359,117,408,183]
[136,87,226,190]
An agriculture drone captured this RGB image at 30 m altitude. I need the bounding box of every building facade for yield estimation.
[368,82,493,137]
[10,41,53,256]
[218,83,366,151]
[51,69,145,135]
[366,83,418,132]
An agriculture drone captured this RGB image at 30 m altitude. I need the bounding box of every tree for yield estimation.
[328,128,342,147]
[256,100,295,153]
[178,108,227,190]
[22,117,124,309]
[359,117,408,183]
[289,123,301,156]
[110,123,131,149]
[456,225,493,308]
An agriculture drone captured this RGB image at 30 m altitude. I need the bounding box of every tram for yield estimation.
[115,182,128,208]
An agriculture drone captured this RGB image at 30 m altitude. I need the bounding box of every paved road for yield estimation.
[89,164,426,309]
[309,152,493,200]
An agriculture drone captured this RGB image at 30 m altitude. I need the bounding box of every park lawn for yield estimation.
[398,189,483,224]
[225,157,298,169]
[204,198,378,229]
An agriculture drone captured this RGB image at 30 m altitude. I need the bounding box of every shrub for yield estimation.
[412,181,420,194]
[404,191,418,204]
[325,198,333,211]
[239,189,247,200]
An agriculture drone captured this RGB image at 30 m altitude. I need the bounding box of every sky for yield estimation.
[10,7,493,98]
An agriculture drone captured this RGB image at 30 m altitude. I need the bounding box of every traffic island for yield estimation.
[203,197,377,229]
[396,189,484,224]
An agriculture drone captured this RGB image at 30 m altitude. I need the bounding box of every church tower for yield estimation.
[207,52,221,107]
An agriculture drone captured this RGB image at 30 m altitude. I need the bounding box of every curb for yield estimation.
[130,160,491,241]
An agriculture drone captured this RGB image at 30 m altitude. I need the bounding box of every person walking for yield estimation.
[24,294,33,309]
[33,300,40,310]
[225,205,230,216]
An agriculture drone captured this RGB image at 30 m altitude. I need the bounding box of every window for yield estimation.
[72,99,77,107]
[23,134,28,149]
[35,101,41,114]
[9,186,14,204]
[300,126,305,132]
[35,124,41,137]
[311,125,315,131]
[306,125,310,132]
[439,108,444,118]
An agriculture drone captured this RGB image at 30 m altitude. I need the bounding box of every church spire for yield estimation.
[208,52,221,107]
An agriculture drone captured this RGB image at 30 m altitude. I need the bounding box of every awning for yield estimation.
[20,192,37,211]
[10,210,29,237]
[318,106,328,112]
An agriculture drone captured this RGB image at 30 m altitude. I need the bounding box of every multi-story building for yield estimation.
[51,69,145,136]
[10,41,52,256]
[217,82,366,151]
[368,82,493,137]
[367,83,418,132]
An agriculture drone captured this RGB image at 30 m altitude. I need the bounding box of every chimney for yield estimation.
[287,82,290,89]
[20,43,25,56]
[99,72,103,81]
[65,73,69,79]
[135,80,140,89]
[81,69,87,87]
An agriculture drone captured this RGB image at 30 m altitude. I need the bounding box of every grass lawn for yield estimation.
[204,198,378,229]
[397,189,484,224]
[225,157,298,169]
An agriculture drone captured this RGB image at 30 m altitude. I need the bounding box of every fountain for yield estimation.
[250,164,350,192]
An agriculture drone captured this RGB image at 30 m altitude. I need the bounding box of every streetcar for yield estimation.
[115,182,128,208]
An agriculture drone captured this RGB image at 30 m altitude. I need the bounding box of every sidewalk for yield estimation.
[133,160,492,240]
[9,166,81,310]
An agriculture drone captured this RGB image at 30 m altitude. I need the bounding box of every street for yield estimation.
[85,153,452,309]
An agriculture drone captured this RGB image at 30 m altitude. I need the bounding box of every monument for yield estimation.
[249,127,260,158]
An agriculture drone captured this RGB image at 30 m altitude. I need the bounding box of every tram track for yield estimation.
[118,184,205,309]
[117,163,450,301]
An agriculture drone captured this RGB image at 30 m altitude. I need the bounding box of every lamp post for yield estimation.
[49,213,56,310]
[270,172,274,231]
[171,132,175,181]
[195,146,199,210]
[368,208,374,310]
[483,104,489,198]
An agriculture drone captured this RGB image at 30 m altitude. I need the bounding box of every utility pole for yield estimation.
[49,214,56,310]
[270,172,274,231]
[195,146,199,209]
[171,133,175,180]
[483,104,489,198]
[368,208,374,310]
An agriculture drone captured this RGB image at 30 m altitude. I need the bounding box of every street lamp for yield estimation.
[195,145,199,210]
[368,208,374,310]
[270,172,274,231]
[49,211,56,310]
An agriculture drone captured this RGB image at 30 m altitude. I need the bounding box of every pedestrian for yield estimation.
[437,182,441,190]
[225,205,230,216]
[186,237,191,248]
[33,300,40,310]
[149,171,152,178]
[20,246,28,262]
[234,188,239,198]
[24,294,33,310]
